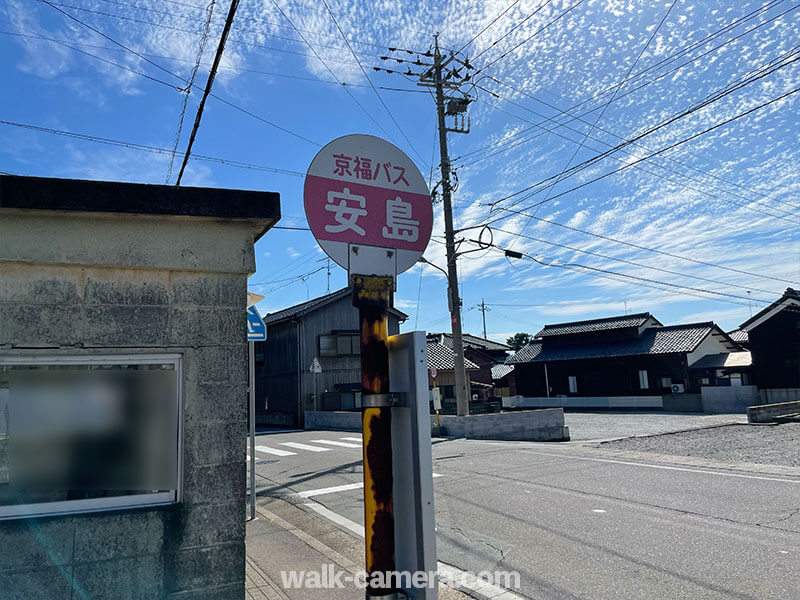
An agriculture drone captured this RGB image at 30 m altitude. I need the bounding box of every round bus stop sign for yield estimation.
[303,134,433,276]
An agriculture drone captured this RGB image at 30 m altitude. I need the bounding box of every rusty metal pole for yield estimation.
[353,274,397,597]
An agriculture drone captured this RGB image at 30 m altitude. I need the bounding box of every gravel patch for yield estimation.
[601,422,800,467]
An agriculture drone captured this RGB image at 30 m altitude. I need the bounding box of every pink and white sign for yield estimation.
[303,134,433,276]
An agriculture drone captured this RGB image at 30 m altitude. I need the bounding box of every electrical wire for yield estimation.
[488,225,780,297]
[454,0,795,167]
[320,0,429,169]
[175,0,240,185]
[481,209,800,285]
[0,119,305,176]
[477,73,800,211]
[469,240,771,308]
[508,0,678,248]
[455,0,521,55]
[474,0,586,75]
[269,0,403,149]
[480,53,800,220]
[32,1,323,147]
[470,85,800,222]
[0,29,426,93]
[470,0,554,63]
[166,0,216,183]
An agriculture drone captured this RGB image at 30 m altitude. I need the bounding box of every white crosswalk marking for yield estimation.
[312,439,362,449]
[255,445,296,457]
[340,437,362,442]
[279,442,331,453]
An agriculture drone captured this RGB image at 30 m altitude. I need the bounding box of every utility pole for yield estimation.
[479,298,488,339]
[424,35,472,416]
[380,34,473,416]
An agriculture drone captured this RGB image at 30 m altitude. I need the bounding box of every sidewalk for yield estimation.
[245,495,472,600]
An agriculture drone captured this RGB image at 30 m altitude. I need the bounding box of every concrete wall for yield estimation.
[0,206,268,599]
[304,409,570,442]
[502,395,663,409]
[748,400,800,423]
[760,388,800,404]
[436,409,569,441]
[304,410,362,431]
[701,385,760,413]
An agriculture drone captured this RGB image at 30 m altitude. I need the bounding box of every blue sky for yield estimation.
[2,0,798,341]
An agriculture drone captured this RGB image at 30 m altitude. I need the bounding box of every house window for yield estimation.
[661,377,672,389]
[319,334,360,356]
[0,354,181,520]
[568,376,578,394]
[630,370,649,390]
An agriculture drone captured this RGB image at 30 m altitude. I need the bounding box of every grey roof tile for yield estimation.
[535,312,656,337]
[508,323,715,364]
[427,342,480,371]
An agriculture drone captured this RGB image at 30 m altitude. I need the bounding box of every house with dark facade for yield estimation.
[739,287,800,402]
[506,312,743,410]
[254,288,407,427]
[426,337,480,396]
[427,332,511,392]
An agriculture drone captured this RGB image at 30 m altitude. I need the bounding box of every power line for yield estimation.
[477,73,800,212]
[482,208,800,286]
[508,0,678,248]
[456,0,521,55]
[31,2,322,147]
[470,0,554,63]
[320,0,429,169]
[175,0,240,185]
[481,54,800,221]
[269,0,402,148]
[489,225,780,297]
[166,0,217,183]
[474,0,586,75]
[505,82,800,221]
[46,1,379,60]
[468,240,772,308]
[469,76,800,222]
[0,119,305,177]
[0,29,426,93]
[39,1,362,66]
[454,0,795,167]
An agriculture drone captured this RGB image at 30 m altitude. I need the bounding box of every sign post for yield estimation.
[246,305,266,521]
[310,357,322,410]
[304,134,432,597]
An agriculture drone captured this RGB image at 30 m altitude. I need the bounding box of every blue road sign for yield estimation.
[246,306,266,341]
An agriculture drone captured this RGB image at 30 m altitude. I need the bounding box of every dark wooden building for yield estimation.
[254,288,406,427]
[426,332,511,390]
[740,287,800,402]
[507,313,741,406]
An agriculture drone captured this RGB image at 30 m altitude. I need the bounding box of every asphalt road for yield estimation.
[249,424,800,600]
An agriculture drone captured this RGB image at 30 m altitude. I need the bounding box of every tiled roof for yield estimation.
[427,333,511,352]
[727,329,749,344]
[690,351,752,369]
[508,323,715,364]
[264,288,408,325]
[491,364,514,380]
[740,287,800,330]
[535,312,657,338]
[426,342,480,371]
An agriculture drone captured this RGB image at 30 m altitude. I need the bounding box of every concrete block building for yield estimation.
[0,175,279,599]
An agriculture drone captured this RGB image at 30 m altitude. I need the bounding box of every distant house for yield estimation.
[727,328,749,349]
[426,333,511,394]
[426,338,480,402]
[739,287,800,402]
[507,312,742,410]
[254,288,407,427]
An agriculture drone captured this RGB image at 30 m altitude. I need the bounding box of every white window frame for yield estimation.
[568,376,578,394]
[0,353,183,520]
[638,370,649,390]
